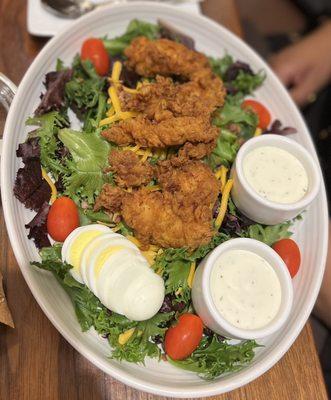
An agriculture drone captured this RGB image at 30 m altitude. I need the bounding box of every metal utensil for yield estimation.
[40,0,120,19]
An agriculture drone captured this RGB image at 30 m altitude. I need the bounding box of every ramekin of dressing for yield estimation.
[192,238,293,340]
[231,134,320,225]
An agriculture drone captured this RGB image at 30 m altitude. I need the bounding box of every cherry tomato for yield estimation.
[164,313,203,360]
[81,38,110,76]
[47,197,80,242]
[272,238,301,278]
[242,99,271,130]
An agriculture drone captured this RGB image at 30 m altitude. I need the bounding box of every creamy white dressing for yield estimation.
[243,146,309,204]
[210,249,282,330]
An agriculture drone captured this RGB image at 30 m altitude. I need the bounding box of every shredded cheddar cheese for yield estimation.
[145,185,161,192]
[111,61,122,83]
[220,165,228,193]
[142,250,157,266]
[187,262,196,289]
[254,128,262,137]
[106,106,115,117]
[99,61,140,127]
[109,86,121,114]
[118,328,135,345]
[126,235,142,248]
[141,148,152,162]
[41,168,57,204]
[123,144,141,152]
[215,179,234,229]
[215,168,223,180]
[123,86,139,94]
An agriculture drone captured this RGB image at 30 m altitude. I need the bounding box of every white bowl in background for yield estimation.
[0,2,328,397]
[192,238,293,340]
[231,134,321,225]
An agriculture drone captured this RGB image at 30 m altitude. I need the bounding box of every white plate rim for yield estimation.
[1,2,329,397]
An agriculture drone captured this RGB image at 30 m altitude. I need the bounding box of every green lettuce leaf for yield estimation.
[244,222,293,246]
[168,335,259,380]
[58,128,111,203]
[207,96,258,169]
[26,111,69,180]
[65,56,107,131]
[153,233,229,303]
[210,54,265,96]
[32,245,173,363]
[103,19,160,56]
[207,128,239,169]
[209,55,233,77]
[109,312,173,363]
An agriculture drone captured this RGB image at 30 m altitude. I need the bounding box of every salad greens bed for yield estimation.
[14,20,295,379]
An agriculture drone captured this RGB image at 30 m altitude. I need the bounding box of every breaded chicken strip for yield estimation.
[95,158,219,249]
[157,157,219,211]
[121,190,214,249]
[125,37,209,81]
[94,185,123,213]
[178,141,216,160]
[120,75,225,120]
[102,115,218,148]
[109,150,154,188]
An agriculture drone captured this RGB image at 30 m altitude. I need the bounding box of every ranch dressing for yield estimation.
[210,249,281,330]
[243,146,308,204]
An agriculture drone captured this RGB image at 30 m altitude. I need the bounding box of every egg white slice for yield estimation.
[61,224,111,283]
[80,232,123,285]
[97,252,149,315]
[86,236,137,295]
[122,270,165,321]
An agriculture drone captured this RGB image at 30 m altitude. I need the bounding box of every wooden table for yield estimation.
[0,0,328,399]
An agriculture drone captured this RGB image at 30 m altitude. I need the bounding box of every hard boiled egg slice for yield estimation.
[80,232,122,285]
[122,270,165,321]
[61,224,112,283]
[84,235,137,294]
[97,251,149,315]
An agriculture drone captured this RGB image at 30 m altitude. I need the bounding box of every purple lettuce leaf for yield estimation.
[25,202,51,249]
[14,139,51,212]
[16,137,40,162]
[35,69,73,116]
[263,119,297,135]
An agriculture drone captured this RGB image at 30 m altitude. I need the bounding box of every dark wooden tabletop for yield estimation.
[0,0,328,399]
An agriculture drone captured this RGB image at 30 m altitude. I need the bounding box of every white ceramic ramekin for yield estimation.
[192,238,293,340]
[231,134,320,225]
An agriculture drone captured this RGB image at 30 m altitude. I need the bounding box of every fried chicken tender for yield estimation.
[178,141,216,160]
[121,190,214,249]
[157,157,219,220]
[94,185,123,213]
[125,37,209,81]
[120,75,225,120]
[109,150,154,188]
[95,158,219,249]
[102,115,218,148]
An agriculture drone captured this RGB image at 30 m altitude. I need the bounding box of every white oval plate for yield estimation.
[1,2,328,397]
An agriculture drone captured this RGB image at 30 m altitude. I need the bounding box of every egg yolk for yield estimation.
[68,230,105,273]
[94,246,125,277]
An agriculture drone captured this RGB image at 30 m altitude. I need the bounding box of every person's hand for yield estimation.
[269,21,331,107]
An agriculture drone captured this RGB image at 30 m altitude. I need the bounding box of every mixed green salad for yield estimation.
[14,20,298,379]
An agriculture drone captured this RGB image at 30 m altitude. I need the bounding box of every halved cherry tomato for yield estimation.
[81,38,110,76]
[242,99,271,130]
[164,313,203,360]
[272,238,301,278]
[47,197,79,242]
